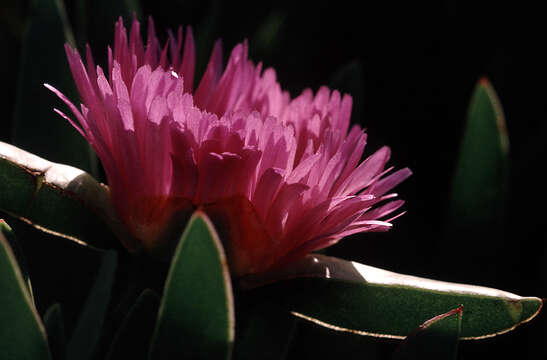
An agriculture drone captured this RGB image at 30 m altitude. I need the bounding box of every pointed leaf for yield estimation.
[106,289,160,360]
[0,231,51,360]
[393,306,462,360]
[44,303,67,360]
[150,211,234,360]
[450,77,509,226]
[12,0,97,175]
[0,141,129,249]
[242,254,542,339]
[0,219,32,296]
[67,250,117,360]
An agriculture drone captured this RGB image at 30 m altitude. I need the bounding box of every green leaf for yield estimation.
[44,303,67,360]
[449,77,509,226]
[12,0,97,175]
[393,306,462,360]
[0,141,129,249]
[0,230,51,360]
[252,11,286,58]
[233,300,297,360]
[0,218,32,297]
[242,254,542,340]
[67,250,117,360]
[106,289,160,360]
[149,211,234,360]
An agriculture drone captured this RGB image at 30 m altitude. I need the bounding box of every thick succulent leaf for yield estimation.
[106,289,160,360]
[233,300,297,360]
[393,306,462,360]
[150,211,234,360]
[44,303,67,360]
[0,218,32,296]
[242,254,542,340]
[0,231,51,360]
[0,141,128,249]
[67,250,117,360]
[450,78,509,226]
[12,0,97,175]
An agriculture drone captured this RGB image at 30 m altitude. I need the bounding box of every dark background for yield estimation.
[1,0,546,358]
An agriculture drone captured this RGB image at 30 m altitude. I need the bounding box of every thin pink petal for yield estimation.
[180,26,196,93]
[365,167,413,196]
[194,40,223,109]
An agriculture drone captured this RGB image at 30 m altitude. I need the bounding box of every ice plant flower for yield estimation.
[46,17,411,276]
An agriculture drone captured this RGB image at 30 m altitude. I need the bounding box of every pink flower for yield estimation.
[46,16,411,276]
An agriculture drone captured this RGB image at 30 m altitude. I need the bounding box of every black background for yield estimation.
[1,0,546,358]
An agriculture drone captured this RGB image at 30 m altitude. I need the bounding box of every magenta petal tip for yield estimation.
[48,16,411,276]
